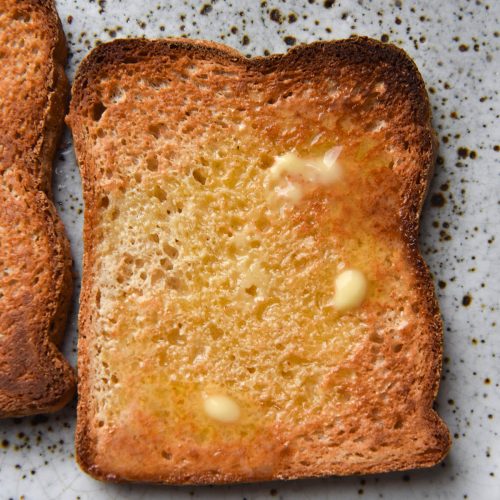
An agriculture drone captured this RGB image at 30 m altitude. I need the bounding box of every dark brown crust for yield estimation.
[0,0,75,417]
[69,37,450,483]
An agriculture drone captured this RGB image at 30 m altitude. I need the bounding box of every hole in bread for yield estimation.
[152,185,166,202]
[369,332,383,344]
[100,196,109,208]
[365,120,385,132]
[47,319,55,335]
[208,324,224,340]
[182,123,195,134]
[245,285,257,296]
[217,226,232,237]
[257,153,273,170]
[161,451,172,460]
[393,415,404,429]
[392,343,403,353]
[254,300,271,320]
[160,258,173,270]
[146,156,158,172]
[167,276,182,290]
[229,216,243,230]
[148,123,163,138]
[167,328,182,344]
[12,10,31,22]
[255,214,270,231]
[109,86,125,103]
[151,269,164,285]
[91,101,107,121]
[157,350,168,365]
[162,243,178,258]
[192,169,206,185]
[149,233,160,243]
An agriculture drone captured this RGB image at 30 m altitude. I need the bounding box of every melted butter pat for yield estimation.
[332,269,368,311]
[274,180,304,204]
[266,147,342,204]
[203,394,241,423]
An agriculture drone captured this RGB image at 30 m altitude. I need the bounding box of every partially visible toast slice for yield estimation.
[0,0,75,417]
[69,37,450,483]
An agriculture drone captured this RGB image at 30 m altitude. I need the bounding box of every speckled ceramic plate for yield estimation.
[1,1,499,499]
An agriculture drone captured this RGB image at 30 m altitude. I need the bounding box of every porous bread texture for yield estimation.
[0,0,75,417]
[0,173,74,416]
[0,0,67,193]
[69,37,451,483]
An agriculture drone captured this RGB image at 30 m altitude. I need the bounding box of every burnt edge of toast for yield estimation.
[0,0,75,417]
[69,37,451,482]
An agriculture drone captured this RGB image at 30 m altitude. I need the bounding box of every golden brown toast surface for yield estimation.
[69,37,450,483]
[0,0,75,417]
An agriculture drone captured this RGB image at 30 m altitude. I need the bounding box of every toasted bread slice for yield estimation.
[0,0,75,417]
[69,37,450,483]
